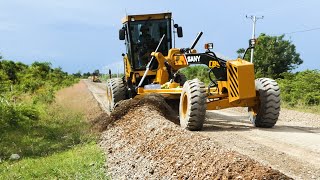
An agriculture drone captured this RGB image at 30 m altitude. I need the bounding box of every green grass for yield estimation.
[0,101,108,179]
[0,104,96,158]
[0,143,108,179]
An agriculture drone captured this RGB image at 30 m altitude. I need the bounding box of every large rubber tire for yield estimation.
[179,79,207,131]
[106,78,126,112]
[249,78,281,128]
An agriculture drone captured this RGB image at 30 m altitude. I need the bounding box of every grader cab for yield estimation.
[106,12,281,130]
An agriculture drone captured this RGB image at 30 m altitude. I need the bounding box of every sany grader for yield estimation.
[106,12,280,130]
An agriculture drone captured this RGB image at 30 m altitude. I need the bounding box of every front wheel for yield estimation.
[248,78,281,128]
[179,79,207,131]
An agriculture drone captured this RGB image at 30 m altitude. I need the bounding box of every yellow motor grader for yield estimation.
[106,12,280,130]
[92,70,101,83]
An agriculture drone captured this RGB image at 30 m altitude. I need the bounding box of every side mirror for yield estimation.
[119,29,125,40]
[177,26,183,38]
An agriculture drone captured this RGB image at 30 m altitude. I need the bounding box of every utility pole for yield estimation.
[246,15,264,63]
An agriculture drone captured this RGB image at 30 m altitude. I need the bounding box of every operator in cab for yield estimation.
[137,25,155,68]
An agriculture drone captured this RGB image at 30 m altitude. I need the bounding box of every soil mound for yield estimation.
[93,94,178,131]
[99,95,291,179]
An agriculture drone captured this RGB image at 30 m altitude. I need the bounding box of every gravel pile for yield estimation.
[99,95,290,179]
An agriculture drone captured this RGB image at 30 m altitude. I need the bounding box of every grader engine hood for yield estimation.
[226,59,256,102]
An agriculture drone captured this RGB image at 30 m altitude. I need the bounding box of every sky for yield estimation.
[0,0,319,74]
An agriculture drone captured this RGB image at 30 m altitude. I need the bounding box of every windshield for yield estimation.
[128,19,171,69]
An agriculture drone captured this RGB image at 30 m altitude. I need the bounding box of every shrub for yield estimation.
[0,100,39,127]
[278,70,320,106]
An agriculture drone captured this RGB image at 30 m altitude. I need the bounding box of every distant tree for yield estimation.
[82,72,91,78]
[73,71,82,78]
[237,33,303,79]
[0,60,20,83]
[30,62,52,79]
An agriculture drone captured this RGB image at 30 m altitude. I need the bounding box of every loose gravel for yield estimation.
[99,94,291,179]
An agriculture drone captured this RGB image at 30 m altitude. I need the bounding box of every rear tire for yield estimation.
[249,78,281,128]
[106,78,126,112]
[179,79,207,131]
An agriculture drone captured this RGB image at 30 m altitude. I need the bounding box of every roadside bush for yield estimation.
[278,70,320,106]
[0,60,80,138]
[0,100,39,128]
[32,86,55,104]
[0,70,11,93]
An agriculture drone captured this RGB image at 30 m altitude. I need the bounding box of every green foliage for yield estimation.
[0,101,39,128]
[0,58,106,178]
[238,33,303,79]
[0,70,10,93]
[82,72,91,78]
[278,70,320,107]
[73,71,82,78]
[0,60,78,126]
[180,65,210,84]
[0,143,108,179]
[32,87,55,104]
[0,103,95,159]
[0,85,106,178]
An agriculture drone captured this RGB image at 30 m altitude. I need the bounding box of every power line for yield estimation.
[283,27,320,35]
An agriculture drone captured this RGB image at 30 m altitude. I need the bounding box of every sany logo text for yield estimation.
[186,56,200,63]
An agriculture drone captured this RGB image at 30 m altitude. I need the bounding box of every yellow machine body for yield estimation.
[134,50,257,110]
[113,12,281,130]
[120,12,258,111]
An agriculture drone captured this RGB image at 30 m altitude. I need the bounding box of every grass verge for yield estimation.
[0,143,108,179]
[0,97,108,179]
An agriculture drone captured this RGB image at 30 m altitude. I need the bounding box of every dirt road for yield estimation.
[85,80,320,179]
[203,109,320,179]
